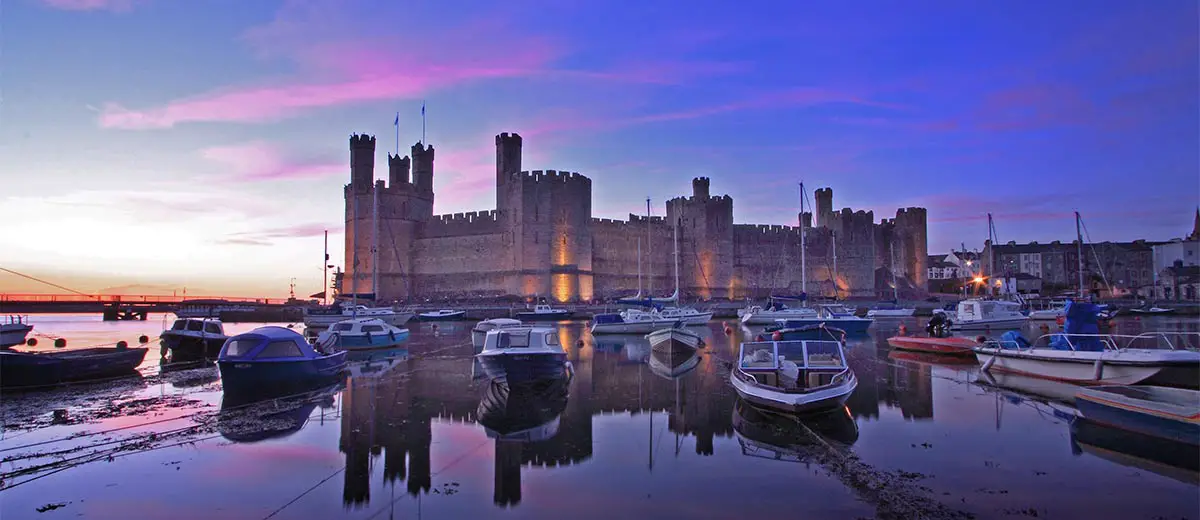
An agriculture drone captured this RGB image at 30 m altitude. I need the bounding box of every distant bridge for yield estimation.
[0,293,289,305]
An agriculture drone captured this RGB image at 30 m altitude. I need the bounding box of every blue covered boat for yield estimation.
[768,306,872,337]
[217,326,347,393]
[314,317,409,351]
[756,324,847,342]
[1075,385,1200,446]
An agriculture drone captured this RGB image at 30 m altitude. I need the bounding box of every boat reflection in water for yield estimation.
[476,376,570,507]
[217,381,341,443]
[1070,416,1199,486]
[648,341,701,380]
[731,398,859,463]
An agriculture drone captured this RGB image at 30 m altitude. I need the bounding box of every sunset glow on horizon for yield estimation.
[2,0,1197,298]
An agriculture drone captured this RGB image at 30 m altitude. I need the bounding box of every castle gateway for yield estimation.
[344,133,928,303]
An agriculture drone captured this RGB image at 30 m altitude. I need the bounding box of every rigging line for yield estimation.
[261,465,348,520]
[1078,217,1112,293]
[0,267,98,298]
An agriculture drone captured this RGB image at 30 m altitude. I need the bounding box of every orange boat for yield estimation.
[886,335,981,356]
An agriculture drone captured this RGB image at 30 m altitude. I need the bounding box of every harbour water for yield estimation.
[1,314,1197,519]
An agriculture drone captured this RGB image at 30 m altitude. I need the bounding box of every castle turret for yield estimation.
[412,141,435,193]
[388,154,411,187]
[815,188,833,229]
[692,177,710,200]
[496,133,522,211]
[350,134,375,193]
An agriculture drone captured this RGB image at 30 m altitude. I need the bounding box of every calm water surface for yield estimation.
[1,313,1197,519]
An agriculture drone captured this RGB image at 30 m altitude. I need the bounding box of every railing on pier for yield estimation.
[0,293,289,305]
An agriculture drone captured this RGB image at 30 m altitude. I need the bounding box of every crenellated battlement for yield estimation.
[517,169,592,185]
[350,134,375,148]
[735,223,801,235]
[431,210,499,225]
[421,210,503,238]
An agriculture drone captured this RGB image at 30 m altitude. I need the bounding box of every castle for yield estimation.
[344,132,928,303]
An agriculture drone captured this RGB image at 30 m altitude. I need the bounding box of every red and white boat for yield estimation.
[887,335,980,357]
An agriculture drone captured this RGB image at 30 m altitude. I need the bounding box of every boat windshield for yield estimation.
[497,331,532,348]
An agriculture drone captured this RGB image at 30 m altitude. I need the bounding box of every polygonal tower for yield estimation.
[496,132,522,211]
[345,134,376,298]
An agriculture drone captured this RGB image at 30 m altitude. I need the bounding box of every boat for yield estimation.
[174,300,256,319]
[887,335,980,357]
[1,315,33,348]
[591,311,683,335]
[975,302,1200,387]
[303,302,411,328]
[1070,416,1199,485]
[417,309,467,321]
[314,317,409,351]
[472,318,524,349]
[1028,299,1069,320]
[729,338,858,414]
[514,303,573,321]
[648,345,701,379]
[646,327,703,353]
[475,326,571,383]
[948,299,1029,330]
[738,303,818,325]
[756,323,847,342]
[217,326,348,393]
[767,306,873,336]
[866,304,916,318]
[0,345,148,390]
[1074,385,1199,445]
[160,317,228,360]
[1129,306,1176,316]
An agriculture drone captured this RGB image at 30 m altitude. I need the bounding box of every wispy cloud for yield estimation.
[38,0,137,11]
[217,223,341,247]
[200,142,343,182]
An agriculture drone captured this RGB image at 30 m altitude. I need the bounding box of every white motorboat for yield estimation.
[315,317,409,351]
[866,305,916,318]
[1028,307,1065,320]
[514,303,573,321]
[160,317,228,359]
[591,311,683,335]
[418,309,467,321]
[303,303,411,328]
[475,326,570,383]
[976,332,1200,387]
[623,306,712,326]
[1,316,34,348]
[730,338,858,414]
[949,299,1028,330]
[472,318,524,349]
[1129,307,1176,316]
[738,305,819,325]
[646,327,703,353]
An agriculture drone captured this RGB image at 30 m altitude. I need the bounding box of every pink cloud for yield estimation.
[972,83,1096,131]
[39,0,136,11]
[217,223,341,246]
[200,142,343,182]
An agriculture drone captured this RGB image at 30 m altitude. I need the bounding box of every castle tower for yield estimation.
[412,141,435,193]
[815,188,833,230]
[507,170,594,302]
[388,154,411,186]
[667,178,734,300]
[692,177,710,200]
[496,133,523,211]
[345,134,377,298]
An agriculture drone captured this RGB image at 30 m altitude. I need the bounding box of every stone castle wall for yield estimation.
[344,133,928,302]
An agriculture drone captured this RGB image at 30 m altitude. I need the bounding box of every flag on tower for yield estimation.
[393,112,399,126]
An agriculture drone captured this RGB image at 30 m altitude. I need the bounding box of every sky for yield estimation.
[1,0,1197,297]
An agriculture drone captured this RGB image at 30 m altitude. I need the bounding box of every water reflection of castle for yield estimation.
[336,328,936,508]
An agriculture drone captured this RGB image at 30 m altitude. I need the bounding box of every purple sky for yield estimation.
[1,0,1197,296]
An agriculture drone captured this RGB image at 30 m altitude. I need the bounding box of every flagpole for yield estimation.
[394,112,399,156]
[421,101,426,145]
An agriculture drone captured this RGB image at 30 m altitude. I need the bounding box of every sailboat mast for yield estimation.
[1076,211,1085,299]
[890,239,899,302]
[372,182,380,302]
[800,182,807,301]
[647,198,653,297]
[637,238,642,296]
[986,213,994,296]
[832,231,839,300]
[351,166,359,312]
[323,230,329,305]
[673,216,680,304]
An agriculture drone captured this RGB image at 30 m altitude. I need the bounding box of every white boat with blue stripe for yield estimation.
[315,317,409,351]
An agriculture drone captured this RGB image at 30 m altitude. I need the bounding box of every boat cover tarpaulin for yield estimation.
[1050,300,1104,351]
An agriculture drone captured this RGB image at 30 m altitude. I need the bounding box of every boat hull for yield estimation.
[729,370,857,414]
[476,352,568,384]
[161,332,227,360]
[0,347,148,390]
[741,311,818,325]
[668,312,714,326]
[974,347,1200,386]
[887,336,978,356]
[1028,310,1064,320]
[304,312,411,328]
[218,352,347,393]
[867,309,915,318]
[321,330,409,351]
[513,310,573,321]
[1070,417,1199,485]
[1075,387,1200,445]
[951,317,1029,330]
[777,319,872,336]
[646,328,702,353]
[1129,308,1175,315]
[591,319,682,335]
[418,311,467,321]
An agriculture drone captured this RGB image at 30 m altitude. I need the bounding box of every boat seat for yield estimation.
[807,354,842,367]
